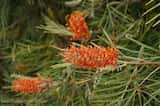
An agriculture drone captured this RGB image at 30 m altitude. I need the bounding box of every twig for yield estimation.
[124,61,160,65]
[75,79,91,85]
[49,45,65,51]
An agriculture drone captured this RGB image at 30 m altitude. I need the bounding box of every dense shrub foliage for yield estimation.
[0,0,160,106]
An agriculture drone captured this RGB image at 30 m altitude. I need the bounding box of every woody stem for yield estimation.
[124,61,160,65]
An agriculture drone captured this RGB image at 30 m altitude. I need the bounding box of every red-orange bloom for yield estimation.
[68,11,90,40]
[63,45,119,68]
[12,77,50,93]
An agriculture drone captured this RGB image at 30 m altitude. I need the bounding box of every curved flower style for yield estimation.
[12,77,51,93]
[63,45,119,69]
[68,11,90,40]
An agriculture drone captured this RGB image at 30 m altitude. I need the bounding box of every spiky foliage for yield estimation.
[0,0,160,106]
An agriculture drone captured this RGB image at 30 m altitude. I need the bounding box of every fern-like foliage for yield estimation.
[0,0,160,106]
[143,0,160,27]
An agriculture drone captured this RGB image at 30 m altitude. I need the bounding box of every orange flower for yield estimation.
[68,11,90,40]
[63,45,119,68]
[12,77,51,93]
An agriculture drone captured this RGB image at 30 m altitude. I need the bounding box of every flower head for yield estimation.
[12,77,51,93]
[68,11,90,40]
[63,45,119,69]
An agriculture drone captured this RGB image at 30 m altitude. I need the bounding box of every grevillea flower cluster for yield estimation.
[12,77,51,93]
[68,11,90,40]
[63,45,119,69]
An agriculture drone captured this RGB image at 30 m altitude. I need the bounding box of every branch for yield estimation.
[124,61,160,65]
